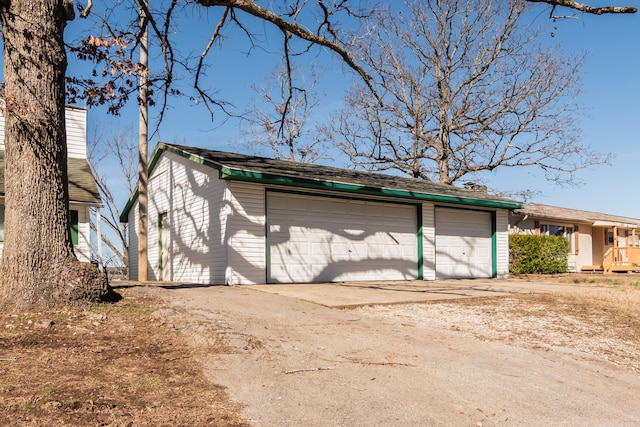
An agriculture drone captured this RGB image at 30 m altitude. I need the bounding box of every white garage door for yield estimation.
[435,207,493,279]
[267,192,419,283]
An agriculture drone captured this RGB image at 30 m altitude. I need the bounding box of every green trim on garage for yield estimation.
[121,143,521,222]
[434,206,496,279]
[264,188,270,283]
[222,168,519,210]
[417,204,424,280]
[491,211,497,278]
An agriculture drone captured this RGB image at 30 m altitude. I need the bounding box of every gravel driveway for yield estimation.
[140,283,640,427]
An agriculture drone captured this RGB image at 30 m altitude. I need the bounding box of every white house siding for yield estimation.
[64,107,88,158]
[143,152,229,284]
[421,202,436,280]
[0,106,87,158]
[73,205,92,262]
[495,209,509,279]
[225,182,266,285]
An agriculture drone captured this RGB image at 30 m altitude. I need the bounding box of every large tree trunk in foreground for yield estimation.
[0,0,109,309]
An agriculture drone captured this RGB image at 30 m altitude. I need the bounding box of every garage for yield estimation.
[267,191,420,283]
[435,207,494,279]
[124,144,519,284]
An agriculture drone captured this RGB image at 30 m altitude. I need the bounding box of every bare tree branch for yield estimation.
[193,6,233,120]
[242,62,326,163]
[88,127,137,271]
[527,0,637,14]
[324,0,612,189]
[194,0,378,101]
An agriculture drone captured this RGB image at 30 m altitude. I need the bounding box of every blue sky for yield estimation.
[488,8,640,217]
[61,4,640,219]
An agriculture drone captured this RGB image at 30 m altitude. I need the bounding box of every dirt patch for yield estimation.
[349,276,640,372]
[0,288,249,427]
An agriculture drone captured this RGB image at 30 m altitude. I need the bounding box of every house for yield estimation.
[0,106,101,262]
[509,203,640,273]
[121,143,521,284]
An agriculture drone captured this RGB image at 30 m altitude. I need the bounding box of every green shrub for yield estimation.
[509,234,570,274]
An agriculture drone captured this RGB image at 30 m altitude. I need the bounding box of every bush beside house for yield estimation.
[509,234,570,274]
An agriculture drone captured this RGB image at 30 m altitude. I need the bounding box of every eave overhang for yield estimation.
[120,143,522,222]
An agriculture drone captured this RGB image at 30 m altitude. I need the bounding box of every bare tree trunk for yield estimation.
[0,0,109,309]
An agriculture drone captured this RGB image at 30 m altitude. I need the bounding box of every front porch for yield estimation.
[581,247,640,274]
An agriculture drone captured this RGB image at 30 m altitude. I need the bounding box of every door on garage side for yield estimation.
[158,212,169,281]
[435,207,494,279]
[267,191,419,283]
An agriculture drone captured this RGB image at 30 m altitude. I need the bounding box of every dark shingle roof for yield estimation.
[0,150,101,205]
[168,143,519,204]
[121,143,522,222]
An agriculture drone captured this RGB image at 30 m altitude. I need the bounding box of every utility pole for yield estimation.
[137,0,149,281]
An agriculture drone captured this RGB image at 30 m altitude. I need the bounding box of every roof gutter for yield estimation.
[219,167,522,210]
[120,143,522,222]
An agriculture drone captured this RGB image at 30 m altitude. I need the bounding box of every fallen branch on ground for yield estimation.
[284,367,334,374]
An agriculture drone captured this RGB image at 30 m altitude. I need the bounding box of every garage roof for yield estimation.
[120,143,522,222]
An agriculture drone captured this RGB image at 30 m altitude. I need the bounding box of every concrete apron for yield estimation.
[245,279,593,308]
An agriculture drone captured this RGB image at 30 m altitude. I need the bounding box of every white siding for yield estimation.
[495,209,509,279]
[422,202,436,280]
[128,203,139,280]
[0,106,87,158]
[65,107,88,158]
[0,106,93,263]
[146,161,168,281]
[74,205,92,262]
[144,151,228,284]
[225,182,266,285]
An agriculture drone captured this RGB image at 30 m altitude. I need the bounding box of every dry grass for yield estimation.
[352,273,640,372]
[0,289,249,427]
[511,273,640,341]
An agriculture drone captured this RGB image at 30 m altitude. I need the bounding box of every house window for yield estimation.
[540,223,575,252]
[540,224,573,238]
[606,230,615,246]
